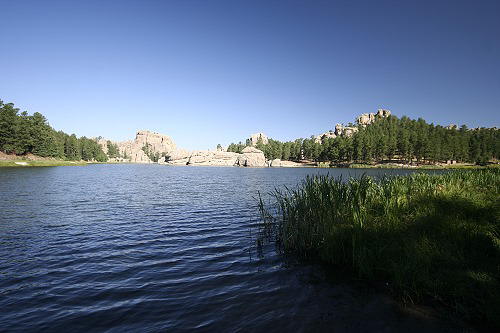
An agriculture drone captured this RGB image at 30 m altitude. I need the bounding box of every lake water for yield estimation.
[0,165,458,332]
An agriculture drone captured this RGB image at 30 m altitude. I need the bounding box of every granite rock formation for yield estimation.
[314,131,337,143]
[248,133,269,146]
[237,146,267,167]
[101,131,176,163]
[315,109,391,144]
[357,109,391,126]
[188,151,240,166]
[158,147,266,167]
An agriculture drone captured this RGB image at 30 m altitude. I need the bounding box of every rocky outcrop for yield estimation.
[314,131,337,143]
[357,109,391,126]
[162,149,191,165]
[134,130,176,151]
[119,130,176,163]
[315,124,358,143]
[335,124,359,137]
[158,147,266,167]
[97,138,108,154]
[237,146,266,167]
[188,151,240,166]
[377,108,391,118]
[118,140,151,163]
[315,109,391,144]
[249,133,269,146]
[100,131,176,163]
[100,108,394,164]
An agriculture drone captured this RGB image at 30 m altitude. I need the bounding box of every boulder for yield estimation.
[159,149,191,165]
[158,147,266,167]
[187,151,240,166]
[237,146,266,167]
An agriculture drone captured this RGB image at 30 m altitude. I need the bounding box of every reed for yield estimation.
[259,169,500,329]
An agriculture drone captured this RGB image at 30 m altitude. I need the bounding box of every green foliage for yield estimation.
[0,100,107,161]
[80,137,107,162]
[0,102,24,153]
[107,140,120,158]
[228,115,499,165]
[142,143,160,162]
[227,141,246,153]
[64,134,81,160]
[259,169,500,329]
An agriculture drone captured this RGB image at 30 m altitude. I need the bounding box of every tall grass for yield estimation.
[259,169,500,328]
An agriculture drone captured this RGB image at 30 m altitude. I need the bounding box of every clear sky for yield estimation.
[1,0,499,150]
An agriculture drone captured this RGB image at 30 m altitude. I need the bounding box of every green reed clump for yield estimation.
[260,169,500,329]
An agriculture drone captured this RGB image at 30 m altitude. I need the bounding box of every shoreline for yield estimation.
[0,159,90,167]
[258,169,500,330]
[1,158,497,169]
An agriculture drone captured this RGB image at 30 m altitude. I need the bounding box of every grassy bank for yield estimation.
[0,160,89,167]
[347,162,499,169]
[259,169,500,329]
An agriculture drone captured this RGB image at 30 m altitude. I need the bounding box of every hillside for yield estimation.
[1,100,498,166]
[228,109,499,166]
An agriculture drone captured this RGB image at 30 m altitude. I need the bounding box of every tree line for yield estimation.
[228,115,499,165]
[0,100,107,161]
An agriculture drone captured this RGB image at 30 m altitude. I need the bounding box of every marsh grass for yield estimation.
[259,169,500,329]
[348,162,499,169]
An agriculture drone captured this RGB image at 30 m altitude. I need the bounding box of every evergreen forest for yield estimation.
[0,100,107,161]
[228,116,499,165]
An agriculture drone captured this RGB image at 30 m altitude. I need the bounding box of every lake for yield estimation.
[0,165,456,332]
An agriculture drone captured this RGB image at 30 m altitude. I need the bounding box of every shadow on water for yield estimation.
[253,177,498,332]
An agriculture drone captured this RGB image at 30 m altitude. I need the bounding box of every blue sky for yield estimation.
[1,0,499,150]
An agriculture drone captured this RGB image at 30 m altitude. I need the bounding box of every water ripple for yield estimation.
[0,165,457,332]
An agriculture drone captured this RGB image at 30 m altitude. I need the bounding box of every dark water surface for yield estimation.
[0,165,458,332]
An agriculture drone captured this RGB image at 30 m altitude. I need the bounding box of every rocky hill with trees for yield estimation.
[97,131,176,163]
[228,109,499,166]
[2,99,498,166]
